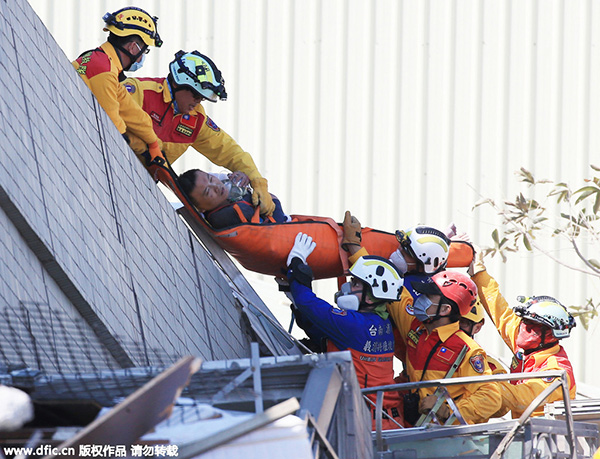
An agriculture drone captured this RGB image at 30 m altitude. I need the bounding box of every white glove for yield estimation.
[287,232,316,266]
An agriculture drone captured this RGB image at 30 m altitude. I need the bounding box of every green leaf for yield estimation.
[522,234,532,251]
[594,192,600,215]
[518,168,535,185]
[590,164,600,171]
[472,198,494,209]
[491,229,500,245]
[574,187,599,205]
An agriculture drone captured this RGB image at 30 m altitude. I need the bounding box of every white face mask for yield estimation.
[334,282,360,311]
[129,53,146,72]
[389,248,408,276]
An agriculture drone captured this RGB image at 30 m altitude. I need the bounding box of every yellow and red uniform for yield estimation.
[122,77,263,181]
[472,270,576,418]
[350,249,501,424]
[72,42,158,146]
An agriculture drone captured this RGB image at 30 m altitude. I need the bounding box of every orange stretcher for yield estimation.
[148,161,475,280]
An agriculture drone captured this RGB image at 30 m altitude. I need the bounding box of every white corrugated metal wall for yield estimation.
[28,0,599,389]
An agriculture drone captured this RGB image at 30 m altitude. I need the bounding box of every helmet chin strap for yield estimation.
[358,290,390,319]
[421,303,443,324]
[522,328,558,355]
[111,39,144,71]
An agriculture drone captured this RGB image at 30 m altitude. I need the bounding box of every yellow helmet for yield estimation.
[463,297,485,323]
[102,7,163,47]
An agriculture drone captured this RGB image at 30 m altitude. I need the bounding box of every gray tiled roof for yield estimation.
[0,0,298,379]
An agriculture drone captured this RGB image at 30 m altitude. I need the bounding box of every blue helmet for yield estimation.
[169,50,227,102]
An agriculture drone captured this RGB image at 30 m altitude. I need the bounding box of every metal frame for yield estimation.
[375,418,598,458]
[299,365,343,432]
[211,342,264,413]
[363,370,580,457]
[303,412,341,459]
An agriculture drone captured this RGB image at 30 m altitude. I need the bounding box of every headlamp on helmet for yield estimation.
[169,50,227,102]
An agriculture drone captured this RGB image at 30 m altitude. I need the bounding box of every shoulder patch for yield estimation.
[542,376,557,383]
[76,50,111,79]
[206,116,220,132]
[331,307,347,316]
[470,354,485,374]
[124,83,136,94]
[405,302,414,315]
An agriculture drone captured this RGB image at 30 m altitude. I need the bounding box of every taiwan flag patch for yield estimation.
[180,114,197,129]
[436,346,456,363]
[206,116,220,132]
[470,355,485,374]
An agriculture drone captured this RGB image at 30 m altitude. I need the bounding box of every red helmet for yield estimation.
[414,271,477,315]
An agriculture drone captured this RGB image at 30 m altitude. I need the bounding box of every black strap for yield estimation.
[420,340,443,382]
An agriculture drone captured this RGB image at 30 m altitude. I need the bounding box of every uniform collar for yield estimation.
[100,41,123,74]
[161,78,173,104]
[434,321,460,342]
[524,343,561,361]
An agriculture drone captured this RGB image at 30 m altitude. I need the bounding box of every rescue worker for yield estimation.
[459,298,508,375]
[285,232,405,429]
[72,7,164,163]
[123,50,275,216]
[460,298,511,419]
[343,215,501,426]
[400,271,501,425]
[343,212,451,294]
[342,213,453,362]
[469,249,576,418]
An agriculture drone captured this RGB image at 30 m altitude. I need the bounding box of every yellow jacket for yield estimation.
[122,77,263,181]
[72,42,158,145]
[472,270,576,418]
[350,248,502,424]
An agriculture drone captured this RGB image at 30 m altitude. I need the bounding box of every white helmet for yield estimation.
[395,226,450,274]
[514,296,576,339]
[349,256,403,301]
